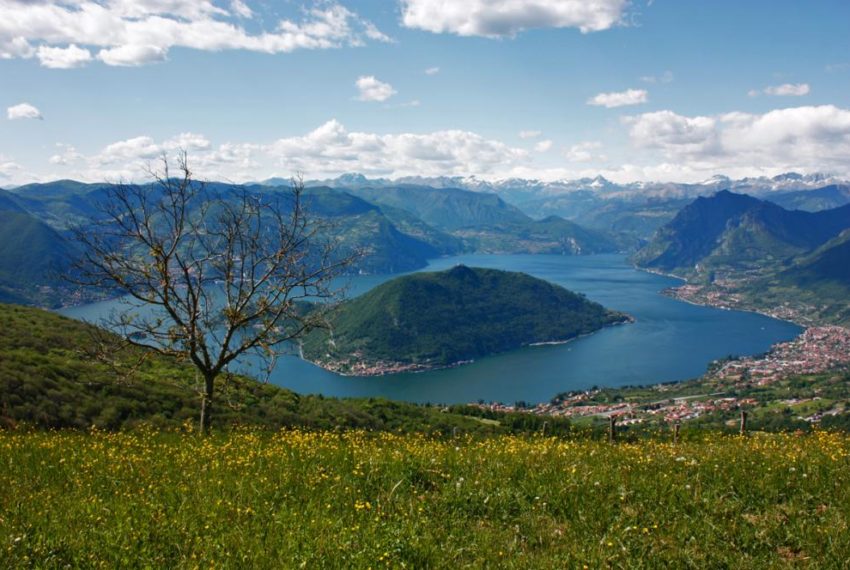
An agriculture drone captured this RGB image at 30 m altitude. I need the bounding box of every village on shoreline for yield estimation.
[472,285,850,426]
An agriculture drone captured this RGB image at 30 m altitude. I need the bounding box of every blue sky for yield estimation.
[2,0,850,185]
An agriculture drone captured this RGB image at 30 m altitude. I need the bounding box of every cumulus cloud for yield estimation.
[518,130,542,139]
[0,1,389,68]
[626,105,850,175]
[355,76,396,102]
[534,140,553,152]
[97,44,167,66]
[7,102,43,120]
[0,156,24,183]
[626,110,718,156]
[763,83,811,96]
[49,143,83,165]
[424,66,440,75]
[164,132,213,151]
[230,0,253,19]
[400,0,629,37]
[97,136,163,164]
[14,108,850,186]
[36,44,92,69]
[30,120,531,182]
[565,141,603,162]
[267,119,529,177]
[588,88,648,108]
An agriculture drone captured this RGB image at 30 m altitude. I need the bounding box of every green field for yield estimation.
[2,429,849,568]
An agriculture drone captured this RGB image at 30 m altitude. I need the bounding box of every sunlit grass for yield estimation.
[2,428,849,568]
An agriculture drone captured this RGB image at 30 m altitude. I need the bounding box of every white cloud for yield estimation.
[0,156,23,183]
[0,37,34,59]
[230,0,253,19]
[588,88,648,108]
[0,2,389,68]
[164,132,212,151]
[626,110,718,156]
[518,130,542,139]
[7,102,43,120]
[749,83,811,97]
[98,136,162,164]
[355,76,396,102]
[534,139,553,152]
[36,44,92,69]
[764,83,810,96]
[400,0,629,37]
[424,66,440,75]
[49,143,83,165]
[626,105,850,176]
[30,121,530,182]
[639,70,673,84]
[267,120,529,177]
[97,44,167,66]
[14,108,850,186]
[565,141,603,162]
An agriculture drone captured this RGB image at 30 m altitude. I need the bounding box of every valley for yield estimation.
[4,174,850,421]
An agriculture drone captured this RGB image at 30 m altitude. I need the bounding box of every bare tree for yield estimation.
[73,153,357,432]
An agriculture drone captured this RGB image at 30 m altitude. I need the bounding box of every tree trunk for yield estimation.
[199,373,215,435]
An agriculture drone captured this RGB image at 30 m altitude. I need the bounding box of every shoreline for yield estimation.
[304,315,635,378]
[632,263,808,328]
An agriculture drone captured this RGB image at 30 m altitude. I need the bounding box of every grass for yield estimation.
[2,428,849,568]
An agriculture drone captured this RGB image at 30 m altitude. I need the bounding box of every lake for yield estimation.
[61,254,802,405]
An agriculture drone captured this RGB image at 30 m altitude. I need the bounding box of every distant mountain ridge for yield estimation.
[276,171,849,200]
[265,172,850,242]
[1,178,623,308]
[766,185,850,212]
[632,190,850,277]
[633,190,850,325]
[262,181,622,255]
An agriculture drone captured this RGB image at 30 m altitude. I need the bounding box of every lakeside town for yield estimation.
[472,325,850,425]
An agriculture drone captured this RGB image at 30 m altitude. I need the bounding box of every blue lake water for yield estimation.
[60,254,802,405]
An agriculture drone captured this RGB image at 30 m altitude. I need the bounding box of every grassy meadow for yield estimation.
[2,428,850,568]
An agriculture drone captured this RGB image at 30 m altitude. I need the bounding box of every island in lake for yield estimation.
[302,265,632,376]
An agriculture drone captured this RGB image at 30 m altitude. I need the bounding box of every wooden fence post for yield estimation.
[608,415,616,443]
[739,410,748,436]
[541,420,549,437]
[673,421,681,444]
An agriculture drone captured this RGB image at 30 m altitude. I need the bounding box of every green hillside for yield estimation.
[0,210,75,306]
[298,187,462,271]
[742,231,850,325]
[0,303,567,434]
[633,190,850,277]
[349,185,621,254]
[350,185,529,230]
[457,215,621,254]
[303,266,630,374]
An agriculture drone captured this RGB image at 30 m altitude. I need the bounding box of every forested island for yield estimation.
[302,265,632,375]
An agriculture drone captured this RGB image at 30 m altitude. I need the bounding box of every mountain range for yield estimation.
[632,190,850,278]
[282,172,850,243]
[0,179,623,307]
[633,190,850,324]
